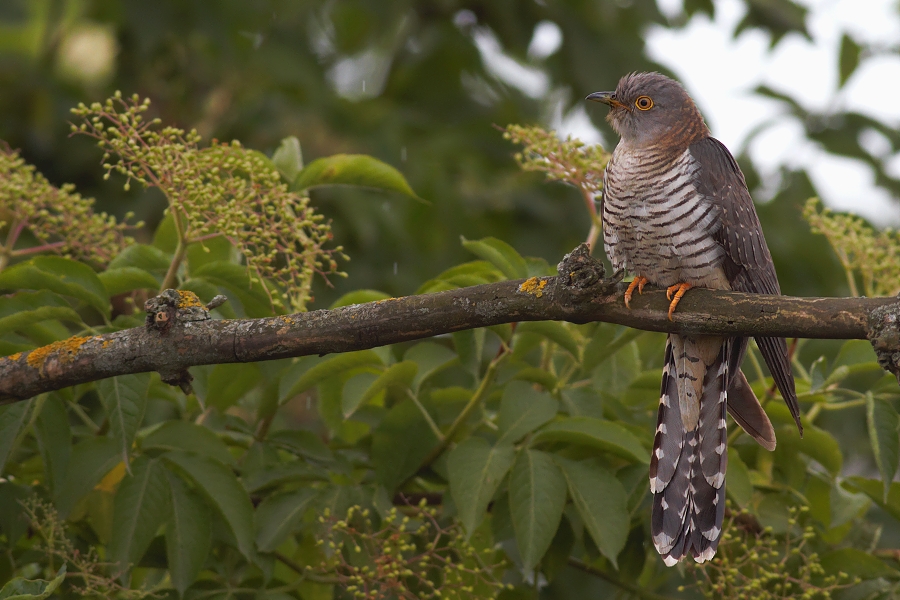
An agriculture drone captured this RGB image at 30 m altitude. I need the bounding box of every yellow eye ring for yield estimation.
[635,96,653,110]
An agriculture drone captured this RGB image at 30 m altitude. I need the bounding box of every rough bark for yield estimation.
[1,245,898,402]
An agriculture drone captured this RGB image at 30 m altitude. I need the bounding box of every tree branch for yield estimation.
[2,245,899,402]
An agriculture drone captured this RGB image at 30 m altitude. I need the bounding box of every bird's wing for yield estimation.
[688,136,802,434]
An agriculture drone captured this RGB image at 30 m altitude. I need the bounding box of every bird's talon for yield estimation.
[623,276,649,309]
[665,283,692,320]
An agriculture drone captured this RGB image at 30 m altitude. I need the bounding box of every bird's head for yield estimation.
[586,72,708,148]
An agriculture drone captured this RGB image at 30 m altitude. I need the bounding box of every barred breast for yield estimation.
[602,145,728,290]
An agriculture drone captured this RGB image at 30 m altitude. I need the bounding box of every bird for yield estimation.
[586,72,802,565]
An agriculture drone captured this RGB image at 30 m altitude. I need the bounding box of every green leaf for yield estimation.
[0,256,109,318]
[496,381,558,445]
[292,153,420,200]
[508,449,567,570]
[447,438,516,537]
[255,488,317,552]
[0,401,34,476]
[243,463,326,494]
[108,243,172,273]
[416,260,505,294]
[460,236,527,280]
[98,374,150,464]
[838,34,861,88]
[0,306,83,337]
[866,392,899,501]
[341,372,381,418]
[726,451,753,508]
[516,322,581,359]
[272,136,304,182]
[531,417,650,464]
[779,423,843,476]
[405,342,457,392]
[281,351,383,400]
[206,363,261,410]
[165,470,211,596]
[0,565,65,600]
[848,477,900,521]
[833,339,878,370]
[98,267,160,296]
[55,437,120,518]
[267,429,333,462]
[192,261,278,318]
[141,420,235,466]
[452,328,485,378]
[162,449,255,560]
[820,548,896,579]
[372,398,441,492]
[33,395,72,493]
[343,361,418,418]
[110,456,170,572]
[186,235,236,273]
[831,479,870,528]
[0,482,31,544]
[554,457,628,566]
[329,289,392,308]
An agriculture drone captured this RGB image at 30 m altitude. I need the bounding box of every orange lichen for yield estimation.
[102,339,114,348]
[518,277,548,298]
[7,352,22,362]
[176,290,204,308]
[26,336,91,370]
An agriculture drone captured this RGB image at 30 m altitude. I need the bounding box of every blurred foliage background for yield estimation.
[3,0,882,306]
[3,0,900,598]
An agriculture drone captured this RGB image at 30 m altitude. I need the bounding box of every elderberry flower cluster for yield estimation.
[0,144,133,270]
[71,92,345,311]
[315,502,509,600]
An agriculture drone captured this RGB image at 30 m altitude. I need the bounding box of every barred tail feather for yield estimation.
[651,335,729,566]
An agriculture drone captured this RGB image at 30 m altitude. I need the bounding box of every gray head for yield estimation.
[586,72,708,148]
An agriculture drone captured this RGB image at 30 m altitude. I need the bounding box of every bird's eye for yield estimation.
[635,96,653,110]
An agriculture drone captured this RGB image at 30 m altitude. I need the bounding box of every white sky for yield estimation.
[643,0,900,225]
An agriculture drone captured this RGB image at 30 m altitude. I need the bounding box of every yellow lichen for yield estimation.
[518,277,548,298]
[26,336,91,370]
[176,290,204,308]
[102,339,114,348]
[7,352,22,362]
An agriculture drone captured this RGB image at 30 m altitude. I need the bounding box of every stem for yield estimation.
[0,219,26,271]
[273,550,342,583]
[415,349,507,471]
[160,238,187,292]
[579,186,603,253]
[405,389,445,442]
[836,249,860,297]
[10,241,66,256]
[160,208,189,291]
[567,558,673,600]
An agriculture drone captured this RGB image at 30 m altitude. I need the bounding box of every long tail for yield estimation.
[649,335,729,565]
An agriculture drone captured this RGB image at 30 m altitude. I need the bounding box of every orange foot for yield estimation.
[624,276,649,309]
[665,283,693,320]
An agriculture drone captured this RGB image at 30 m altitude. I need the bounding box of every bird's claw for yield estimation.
[624,276,649,309]
[665,283,693,320]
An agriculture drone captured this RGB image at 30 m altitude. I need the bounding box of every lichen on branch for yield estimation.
[71,92,345,311]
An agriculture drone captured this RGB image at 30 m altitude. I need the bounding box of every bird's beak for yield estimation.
[586,91,627,110]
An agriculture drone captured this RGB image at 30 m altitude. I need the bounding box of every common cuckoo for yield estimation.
[586,72,802,565]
